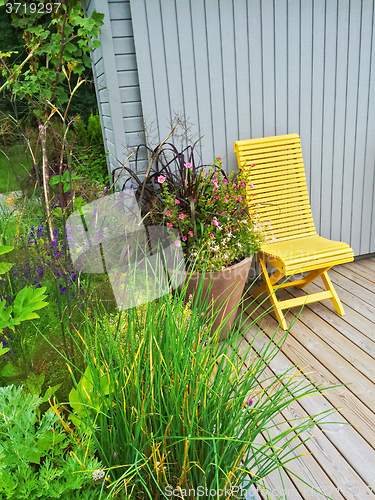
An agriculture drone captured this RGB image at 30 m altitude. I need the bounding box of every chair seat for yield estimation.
[260,235,354,275]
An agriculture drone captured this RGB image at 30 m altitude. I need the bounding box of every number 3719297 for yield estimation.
[5,3,62,14]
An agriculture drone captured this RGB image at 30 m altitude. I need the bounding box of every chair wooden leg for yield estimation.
[252,268,284,298]
[321,271,345,316]
[294,267,330,289]
[258,259,288,330]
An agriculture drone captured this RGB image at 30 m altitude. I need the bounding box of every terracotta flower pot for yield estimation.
[183,256,253,340]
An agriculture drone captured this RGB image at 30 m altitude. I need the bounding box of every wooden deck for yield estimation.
[240,257,375,500]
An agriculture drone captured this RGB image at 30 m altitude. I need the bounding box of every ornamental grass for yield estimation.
[63,266,338,500]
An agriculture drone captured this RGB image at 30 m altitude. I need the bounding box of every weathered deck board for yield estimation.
[279,287,375,382]
[241,258,375,500]
[235,321,375,500]
[302,280,375,342]
[341,259,375,282]
[334,264,375,294]
[284,283,375,358]
[328,269,375,306]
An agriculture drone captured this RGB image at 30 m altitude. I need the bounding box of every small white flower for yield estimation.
[155,461,166,473]
[237,243,242,247]
[92,470,105,482]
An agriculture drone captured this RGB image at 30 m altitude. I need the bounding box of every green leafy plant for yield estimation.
[0,384,102,500]
[0,243,49,376]
[73,111,108,185]
[0,2,104,237]
[122,140,264,272]
[0,285,48,332]
[0,245,14,275]
[63,272,339,500]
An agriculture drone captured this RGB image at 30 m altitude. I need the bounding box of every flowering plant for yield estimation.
[158,156,261,271]
[123,143,263,272]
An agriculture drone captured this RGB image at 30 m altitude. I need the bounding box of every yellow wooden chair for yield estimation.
[234,133,354,330]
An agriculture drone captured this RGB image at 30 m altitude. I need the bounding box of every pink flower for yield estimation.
[223,179,228,184]
[193,198,196,202]
[224,198,228,203]
[185,162,192,169]
[215,196,220,199]
[213,219,220,227]
[249,183,254,189]
[158,175,165,184]
[182,235,187,241]
[189,231,193,237]
[114,452,117,458]
[240,182,245,187]
[252,163,256,166]
[178,231,181,235]
[167,222,173,227]
[209,233,214,238]
[179,213,185,220]
[221,211,225,214]
[217,157,222,160]
[231,196,234,199]
[175,199,180,204]
[174,240,181,247]
[237,196,243,201]
[166,210,171,216]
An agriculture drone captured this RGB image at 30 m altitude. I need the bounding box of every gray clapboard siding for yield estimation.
[111,20,133,38]
[83,0,375,257]
[113,37,135,55]
[129,0,375,256]
[108,2,131,20]
[115,54,137,71]
[117,70,139,88]
[81,0,144,183]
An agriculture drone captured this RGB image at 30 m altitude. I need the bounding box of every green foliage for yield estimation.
[0,262,13,275]
[69,364,110,429]
[0,3,104,108]
[73,111,108,185]
[67,280,339,499]
[86,110,103,145]
[49,170,83,193]
[0,244,49,333]
[0,384,102,500]
[0,285,48,332]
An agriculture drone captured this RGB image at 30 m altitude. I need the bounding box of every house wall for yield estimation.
[82,0,375,257]
[81,0,144,187]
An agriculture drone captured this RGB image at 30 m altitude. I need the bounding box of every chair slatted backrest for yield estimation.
[234,134,317,243]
